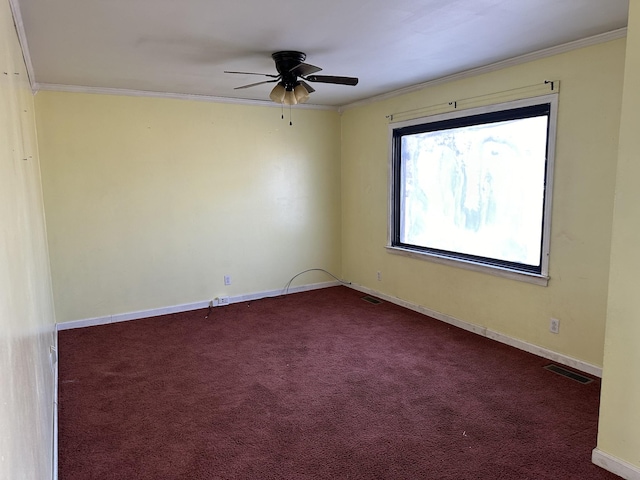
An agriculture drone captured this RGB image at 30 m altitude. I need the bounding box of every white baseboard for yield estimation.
[56,281,340,331]
[52,326,58,480]
[57,281,602,378]
[593,448,640,479]
[348,283,602,378]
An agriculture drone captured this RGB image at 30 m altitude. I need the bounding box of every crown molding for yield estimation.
[8,0,36,91]
[339,27,628,112]
[33,83,339,110]
[12,5,626,113]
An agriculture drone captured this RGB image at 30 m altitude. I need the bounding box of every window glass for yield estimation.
[390,97,556,277]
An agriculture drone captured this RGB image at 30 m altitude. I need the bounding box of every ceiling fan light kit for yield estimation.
[293,84,310,104]
[269,84,286,103]
[283,89,296,106]
[226,51,358,106]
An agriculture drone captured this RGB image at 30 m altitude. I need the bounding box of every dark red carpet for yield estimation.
[58,286,617,479]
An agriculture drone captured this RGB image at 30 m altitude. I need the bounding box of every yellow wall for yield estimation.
[9,2,638,475]
[341,38,626,368]
[0,0,56,478]
[597,0,640,471]
[35,92,342,323]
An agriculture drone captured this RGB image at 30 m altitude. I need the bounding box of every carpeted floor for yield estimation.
[58,286,618,479]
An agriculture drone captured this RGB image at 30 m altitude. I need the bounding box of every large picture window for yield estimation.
[389,95,557,282]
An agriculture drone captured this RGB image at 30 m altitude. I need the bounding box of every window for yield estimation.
[388,95,557,283]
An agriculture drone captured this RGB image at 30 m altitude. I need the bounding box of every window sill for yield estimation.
[385,245,549,286]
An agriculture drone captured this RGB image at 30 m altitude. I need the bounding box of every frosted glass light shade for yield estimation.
[269,84,286,103]
[283,89,298,106]
[294,84,310,104]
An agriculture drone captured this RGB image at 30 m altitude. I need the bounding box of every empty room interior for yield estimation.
[2,0,640,478]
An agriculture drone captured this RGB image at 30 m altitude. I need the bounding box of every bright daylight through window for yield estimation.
[389,95,558,280]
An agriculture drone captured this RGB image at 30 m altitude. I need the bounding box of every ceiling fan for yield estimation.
[225,51,358,105]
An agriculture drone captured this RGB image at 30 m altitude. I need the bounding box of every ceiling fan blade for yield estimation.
[225,70,280,78]
[298,80,315,94]
[290,62,322,76]
[305,75,359,86]
[234,79,279,90]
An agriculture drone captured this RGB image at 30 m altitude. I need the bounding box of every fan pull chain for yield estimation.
[281,103,284,120]
[289,105,293,126]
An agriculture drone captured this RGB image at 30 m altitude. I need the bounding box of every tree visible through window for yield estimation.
[390,96,557,277]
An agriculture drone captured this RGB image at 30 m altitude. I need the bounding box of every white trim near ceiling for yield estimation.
[340,27,628,111]
[8,0,36,91]
[11,8,626,111]
[33,82,339,110]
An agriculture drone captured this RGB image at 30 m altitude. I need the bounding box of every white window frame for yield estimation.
[387,94,558,286]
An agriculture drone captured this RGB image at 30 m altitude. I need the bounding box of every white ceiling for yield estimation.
[14,0,629,107]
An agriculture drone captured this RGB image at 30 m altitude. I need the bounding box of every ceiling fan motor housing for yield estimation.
[272,51,306,89]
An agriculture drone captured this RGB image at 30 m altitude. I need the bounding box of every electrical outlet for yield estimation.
[224,275,231,286]
[217,296,230,306]
[549,318,560,334]
[377,271,382,281]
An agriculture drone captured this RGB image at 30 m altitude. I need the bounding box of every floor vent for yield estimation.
[544,364,593,384]
[362,296,383,305]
